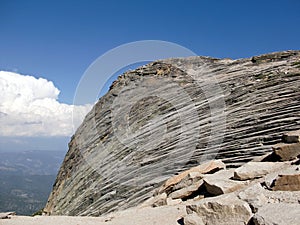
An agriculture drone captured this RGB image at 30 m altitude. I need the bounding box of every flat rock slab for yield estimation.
[233,162,287,180]
[252,203,300,225]
[272,173,300,191]
[203,169,246,195]
[186,194,252,225]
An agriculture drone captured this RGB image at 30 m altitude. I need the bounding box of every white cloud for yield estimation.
[0,71,92,136]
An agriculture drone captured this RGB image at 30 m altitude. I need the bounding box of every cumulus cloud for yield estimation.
[0,71,92,136]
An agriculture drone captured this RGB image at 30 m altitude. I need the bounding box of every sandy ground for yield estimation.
[0,205,186,225]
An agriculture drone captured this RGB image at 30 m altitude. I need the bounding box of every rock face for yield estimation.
[44,51,300,216]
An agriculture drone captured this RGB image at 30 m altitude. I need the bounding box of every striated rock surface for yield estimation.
[45,51,300,216]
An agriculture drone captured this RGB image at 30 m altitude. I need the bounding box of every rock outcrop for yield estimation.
[44,50,300,216]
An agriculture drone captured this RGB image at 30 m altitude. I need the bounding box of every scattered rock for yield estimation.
[233,162,286,180]
[186,194,252,225]
[282,130,300,143]
[252,203,300,225]
[159,160,225,194]
[172,172,203,192]
[203,169,246,195]
[169,180,204,200]
[272,143,300,161]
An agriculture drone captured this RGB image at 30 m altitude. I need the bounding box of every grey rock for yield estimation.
[45,51,300,216]
[186,194,252,225]
[252,203,300,225]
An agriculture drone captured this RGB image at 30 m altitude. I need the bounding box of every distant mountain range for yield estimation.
[0,150,65,215]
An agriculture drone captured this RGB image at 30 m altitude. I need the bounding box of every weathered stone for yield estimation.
[159,160,225,194]
[252,203,300,225]
[203,169,246,195]
[272,173,300,191]
[272,143,300,161]
[183,213,205,225]
[169,180,204,200]
[186,194,252,225]
[233,162,287,180]
[237,183,267,212]
[282,130,300,143]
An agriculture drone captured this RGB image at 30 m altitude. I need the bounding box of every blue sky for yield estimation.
[1,0,299,103]
[0,0,299,151]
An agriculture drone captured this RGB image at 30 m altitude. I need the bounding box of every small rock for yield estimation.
[186,194,252,225]
[203,169,246,195]
[183,213,205,225]
[166,198,182,206]
[252,203,300,225]
[282,130,300,143]
[272,143,300,161]
[233,162,287,180]
[0,212,16,219]
[193,195,204,201]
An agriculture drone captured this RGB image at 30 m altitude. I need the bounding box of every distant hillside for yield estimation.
[0,150,65,215]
